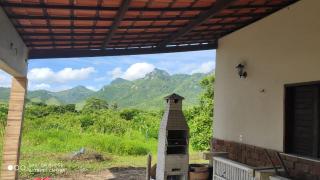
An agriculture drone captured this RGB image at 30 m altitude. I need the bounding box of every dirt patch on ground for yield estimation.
[109,167,146,180]
[61,149,111,162]
[50,167,146,180]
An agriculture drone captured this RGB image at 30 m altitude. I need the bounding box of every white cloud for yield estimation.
[28,68,55,82]
[96,67,123,82]
[56,67,95,83]
[191,61,215,74]
[32,83,51,90]
[110,67,123,79]
[114,62,155,81]
[28,67,95,83]
[0,70,11,87]
[85,86,99,91]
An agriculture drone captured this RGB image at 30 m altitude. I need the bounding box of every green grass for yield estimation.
[17,149,206,178]
[0,128,206,179]
[0,124,4,167]
[0,103,210,179]
[15,129,205,178]
[22,130,157,155]
[18,152,155,178]
[15,128,158,178]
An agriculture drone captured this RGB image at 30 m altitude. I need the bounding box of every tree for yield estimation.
[199,74,214,117]
[64,104,76,112]
[187,74,214,151]
[111,103,118,110]
[82,97,109,112]
[120,109,141,120]
[0,104,8,136]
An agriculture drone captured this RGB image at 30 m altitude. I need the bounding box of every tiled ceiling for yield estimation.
[0,0,299,58]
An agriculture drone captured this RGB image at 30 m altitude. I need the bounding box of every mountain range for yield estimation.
[0,69,208,109]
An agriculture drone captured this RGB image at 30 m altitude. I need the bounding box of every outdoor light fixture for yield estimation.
[236,63,247,79]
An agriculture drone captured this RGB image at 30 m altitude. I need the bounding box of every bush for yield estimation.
[79,116,94,130]
[82,97,108,112]
[188,114,212,150]
[120,109,141,120]
[0,104,7,129]
[93,110,130,134]
[79,133,153,155]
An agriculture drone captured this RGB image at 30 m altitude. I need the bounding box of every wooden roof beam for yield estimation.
[89,0,103,48]
[0,2,285,11]
[15,22,246,30]
[7,12,268,21]
[40,0,55,48]
[158,0,237,47]
[19,29,225,36]
[23,33,220,43]
[29,43,217,59]
[21,32,170,36]
[102,0,131,48]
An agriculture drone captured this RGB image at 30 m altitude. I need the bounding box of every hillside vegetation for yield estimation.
[0,69,206,109]
[0,73,214,179]
[95,69,206,109]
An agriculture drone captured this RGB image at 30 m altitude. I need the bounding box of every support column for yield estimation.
[1,77,27,180]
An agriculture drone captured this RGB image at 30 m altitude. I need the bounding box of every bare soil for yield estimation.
[52,167,146,180]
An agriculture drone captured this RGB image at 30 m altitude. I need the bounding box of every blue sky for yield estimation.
[0,50,216,91]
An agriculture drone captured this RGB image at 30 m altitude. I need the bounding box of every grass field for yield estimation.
[0,104,208,179]
[17,148,206,178]
[18,130,158,178]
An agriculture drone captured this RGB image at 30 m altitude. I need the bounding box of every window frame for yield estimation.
[284,81,320,159]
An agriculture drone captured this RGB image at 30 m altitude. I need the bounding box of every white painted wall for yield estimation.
[214,0,320,151]
[0,7,28,77]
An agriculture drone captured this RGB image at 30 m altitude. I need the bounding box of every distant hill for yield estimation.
[0,87,10,102]
[54,86,95,104]
[95,69,206,109]
[27,86,95,105]
[0,69,208,109]
[28,90,59,105]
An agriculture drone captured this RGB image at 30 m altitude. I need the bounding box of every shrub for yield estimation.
[120,109,141,120]
[79,116,94,130]
[82,97,108,112]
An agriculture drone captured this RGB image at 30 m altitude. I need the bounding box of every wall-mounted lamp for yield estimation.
[236,63,247,79]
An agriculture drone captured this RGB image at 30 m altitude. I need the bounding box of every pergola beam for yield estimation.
[7,12,268,21]
[89,0,103,48]
[1,0,298,56]
[40,0,55,48]
[158,0,237,47]
[102,0,131,48]
[19,29,225,36]
[29,43,217,59]
[14,21,245,30]
[69,0,75,48]
[24,35,218,42]
[6,14,175,21]
[26,38,216,47]
[21,32,171,36]
[24,38,158,42]
[0,2,283,12]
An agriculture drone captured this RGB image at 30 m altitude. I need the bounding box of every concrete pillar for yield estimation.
[0,6,29,179]
[1,77,27,180]
[0,7,28,77]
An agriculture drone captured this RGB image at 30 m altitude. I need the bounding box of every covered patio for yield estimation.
[1,0,319,179]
